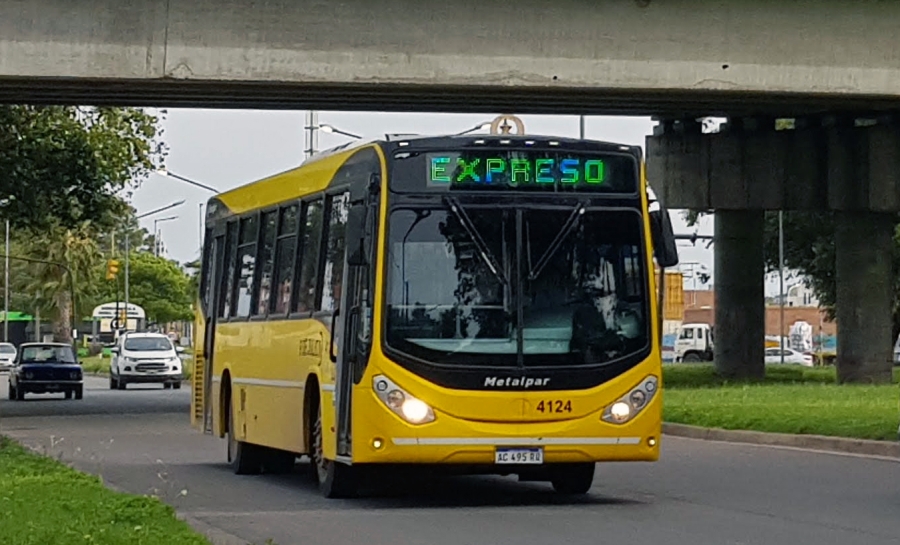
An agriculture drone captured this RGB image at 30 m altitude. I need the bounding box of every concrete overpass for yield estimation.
[3,0,900,381]
[2,0,900,115]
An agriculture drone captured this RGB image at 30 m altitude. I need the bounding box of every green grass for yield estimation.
[0,437,210,545]
[662,364,900,441]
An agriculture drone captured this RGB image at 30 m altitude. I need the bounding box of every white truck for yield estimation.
[673,322,714,362]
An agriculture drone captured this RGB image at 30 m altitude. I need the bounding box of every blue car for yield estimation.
[8,342,84,400]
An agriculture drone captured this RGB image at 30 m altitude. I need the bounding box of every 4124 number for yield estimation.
[535,400,572,414]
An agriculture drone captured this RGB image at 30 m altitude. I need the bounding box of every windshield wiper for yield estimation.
[442,196,509,286]
[528,202,588,281]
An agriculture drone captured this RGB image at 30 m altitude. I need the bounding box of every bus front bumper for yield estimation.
[350,393,661,466]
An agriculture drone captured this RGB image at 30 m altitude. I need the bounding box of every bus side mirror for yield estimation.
[650,205,679,269]
[346,202,368,266]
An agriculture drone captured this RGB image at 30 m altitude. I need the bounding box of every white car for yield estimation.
[764,347,814,367]
[0,342,16,372]
[109,332,184,390]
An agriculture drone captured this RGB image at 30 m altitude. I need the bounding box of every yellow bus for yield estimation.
[191,116,680,498]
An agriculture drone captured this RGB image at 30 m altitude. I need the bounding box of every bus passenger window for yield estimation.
[219,222,238,319]
[233,215,259,318]
[254,211,277,316]
[321,192,350,313]
[295,200,323,313]
[272,204,298,315]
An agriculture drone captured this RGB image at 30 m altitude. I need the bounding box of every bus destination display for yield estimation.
[423,151,636,193]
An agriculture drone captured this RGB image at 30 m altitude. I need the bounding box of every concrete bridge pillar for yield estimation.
[713,210,765,379]
[647,115,900,383]
[834,211,894,383]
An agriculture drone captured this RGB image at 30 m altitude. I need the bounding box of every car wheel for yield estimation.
[117,378,127,390]
[65,390,73,400]
[8,383,15,400]
[173,382,181,390]
[74,386,83,400]
[15,386,24,401]
[109,374,117,390]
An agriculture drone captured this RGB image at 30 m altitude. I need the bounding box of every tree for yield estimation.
[95,201,159,256]
[13,222,103,343]
[183,259,202,301]
[0,106,166,340]
[0,106,167,231]
[110,252,194,325]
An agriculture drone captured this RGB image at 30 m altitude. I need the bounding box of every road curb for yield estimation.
[663,422,900,459]
[177,513,251,545]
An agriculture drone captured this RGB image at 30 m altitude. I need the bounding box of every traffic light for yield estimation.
[106,259,120,280]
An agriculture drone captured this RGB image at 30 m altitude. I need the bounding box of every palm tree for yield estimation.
[16,221,102,343]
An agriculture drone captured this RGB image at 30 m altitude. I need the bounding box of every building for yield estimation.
[682,290,836,339]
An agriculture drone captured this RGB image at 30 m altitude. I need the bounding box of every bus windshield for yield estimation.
[385,203,649,368]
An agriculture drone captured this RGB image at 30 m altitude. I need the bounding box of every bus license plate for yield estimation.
[495,447,543,465]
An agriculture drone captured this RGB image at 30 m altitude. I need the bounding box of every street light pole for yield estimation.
[124,232,130,326]
[125,200,185,330]
[156,169,220,194]
[4,219,8,343]
[579,115,585,139]
[779,210,785,364]
[318,124,362,140]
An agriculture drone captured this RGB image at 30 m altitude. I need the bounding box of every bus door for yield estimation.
[198,232,226,434]
[333,173,380,458]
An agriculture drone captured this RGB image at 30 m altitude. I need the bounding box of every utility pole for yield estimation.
[305,110,319,158]
[579,115,585,139]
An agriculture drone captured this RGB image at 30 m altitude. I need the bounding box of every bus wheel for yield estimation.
[227,395,262,475]
[310,399,357,498]
[262,449,296,475]
[550,463,595,495]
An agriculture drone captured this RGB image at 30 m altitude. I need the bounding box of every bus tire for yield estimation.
[309,395,357,498]
[550,463,595,495]
[227,392,262,475]
[262,449,296,475]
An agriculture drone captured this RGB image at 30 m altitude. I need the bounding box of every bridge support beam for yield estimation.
[835,211,894,384]
[713,210,765,380]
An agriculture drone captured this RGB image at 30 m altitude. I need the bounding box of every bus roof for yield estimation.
[207,132,643,218]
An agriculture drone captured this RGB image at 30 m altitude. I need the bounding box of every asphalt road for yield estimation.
[2,374,900,545]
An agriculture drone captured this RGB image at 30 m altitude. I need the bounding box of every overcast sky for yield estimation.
[130,109,787,295]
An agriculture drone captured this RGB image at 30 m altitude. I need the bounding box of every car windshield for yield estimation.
[385,203,649,367]
[0,344,15,354]
[124,337,173,351]
[20,346,76,364]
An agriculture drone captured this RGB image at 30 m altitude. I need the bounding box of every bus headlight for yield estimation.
[601,375,658,425]
[373,374,435,425]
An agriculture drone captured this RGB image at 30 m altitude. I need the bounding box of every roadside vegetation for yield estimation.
[80,354,194,382]
[0,436,210,545]
[662,364,900,441]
